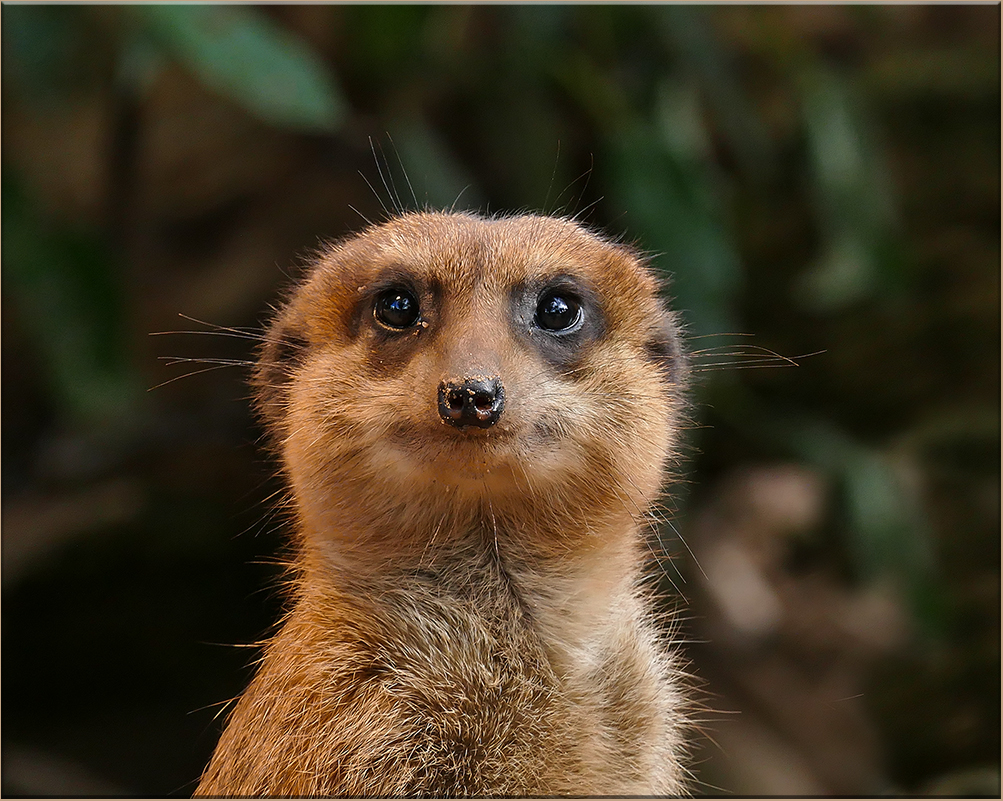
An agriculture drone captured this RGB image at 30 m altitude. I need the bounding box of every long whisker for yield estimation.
[370,136,404,216]
[151,329,258,341]
[157,356,254,367]
[150,314,298,349]
[178,313,259,335]
[387,132,419,211]
[348,204,374,226]
[569,152,596,221]
[359,168,392,220]
[542,139,561,215]
[148,363,246,391]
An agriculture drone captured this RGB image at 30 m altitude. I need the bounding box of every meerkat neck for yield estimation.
[294,499,644,589]
[292,506,647,672]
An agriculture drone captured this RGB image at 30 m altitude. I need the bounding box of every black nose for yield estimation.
[438,377,505,429]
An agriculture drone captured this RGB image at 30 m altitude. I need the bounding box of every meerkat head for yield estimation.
[253,212,687,558]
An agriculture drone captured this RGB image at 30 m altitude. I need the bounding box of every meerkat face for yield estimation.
[255,212,686,529]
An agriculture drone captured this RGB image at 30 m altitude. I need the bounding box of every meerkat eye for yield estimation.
[374,287,420,329]
[535,289,582,332]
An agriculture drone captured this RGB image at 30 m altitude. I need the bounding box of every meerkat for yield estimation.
[195,211,691,797]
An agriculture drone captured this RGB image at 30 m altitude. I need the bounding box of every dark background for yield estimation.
[2,5,999,796]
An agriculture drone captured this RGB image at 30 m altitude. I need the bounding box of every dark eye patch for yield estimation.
[270,328,309,369]
[253,324,309,439]
[643,310,687,387]
[360,272,438,375]
[511,276,604,371]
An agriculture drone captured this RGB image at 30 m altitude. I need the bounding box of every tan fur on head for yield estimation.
[196,211,691,797]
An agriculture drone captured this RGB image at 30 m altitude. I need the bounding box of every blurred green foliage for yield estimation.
[0,0,974,635]
[3,177,141,427]
[2,4,998,795]
[800,67,906,310]
[128,5,344,133]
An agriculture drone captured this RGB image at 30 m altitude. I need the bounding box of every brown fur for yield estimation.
[195,212,690,797]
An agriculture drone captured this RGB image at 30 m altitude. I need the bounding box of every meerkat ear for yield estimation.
[253,318,309,441]
[643,305,688,390]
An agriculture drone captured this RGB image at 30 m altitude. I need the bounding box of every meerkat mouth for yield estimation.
[391,427,521,474]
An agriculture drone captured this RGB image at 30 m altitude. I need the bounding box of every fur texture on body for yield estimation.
[196,212,691,797]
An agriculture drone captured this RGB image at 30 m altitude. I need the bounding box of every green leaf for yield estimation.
[775,414,945,635]
[2,5,99,103]
[133,5,344,133]
[655,5,775,183]
[3,178,142,427]
[798,68,904,311]
[603,118,743,340]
